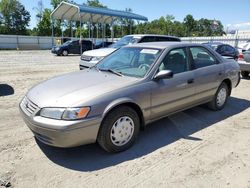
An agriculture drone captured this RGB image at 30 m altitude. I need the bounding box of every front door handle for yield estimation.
[187,78,194,84]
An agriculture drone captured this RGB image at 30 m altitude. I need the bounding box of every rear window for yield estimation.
[155,37,180,42]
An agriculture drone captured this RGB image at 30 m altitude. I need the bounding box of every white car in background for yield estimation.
[238,40,250,51]
[79,34,181,70]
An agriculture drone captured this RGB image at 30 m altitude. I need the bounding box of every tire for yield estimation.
[97,106,140,153]
[62,50,68,56]
[241,71,249,78]
[207,82,229,111]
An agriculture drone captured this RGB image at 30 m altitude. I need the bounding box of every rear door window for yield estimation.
[139,36,156,43]
[155,37,180,42]
[189,47,217,69]
[72,41,79,46]
[225,45,235,54]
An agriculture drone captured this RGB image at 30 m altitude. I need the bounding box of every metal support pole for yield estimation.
[104,24,106,41]
[96,24,98,39]
[111,19,114,42]
[71,21,73,39]
[61,20,64,44]
[129,19,132,34]
[121,21,123,36]
[88,22,91,39]
[80,18,82,54]
[51,19,54,46]
[137,20,139,34]
[102,21,105,47]
[90,15,94,49]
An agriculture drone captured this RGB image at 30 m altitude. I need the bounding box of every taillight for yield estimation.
[238,53,244,61]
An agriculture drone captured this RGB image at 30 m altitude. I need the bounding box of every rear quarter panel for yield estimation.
[223,59,240,87]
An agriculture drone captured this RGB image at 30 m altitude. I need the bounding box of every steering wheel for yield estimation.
[138,64,150,70]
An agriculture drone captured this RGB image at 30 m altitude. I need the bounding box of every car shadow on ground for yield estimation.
[0,84,14,96]
[37,96,250,172]
[54,54,81,57]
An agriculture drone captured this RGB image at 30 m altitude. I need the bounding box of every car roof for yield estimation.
[126,34,180,39]
[127,42,205,49]
[203,42,224,46]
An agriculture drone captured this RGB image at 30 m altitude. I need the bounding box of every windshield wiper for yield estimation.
[99,68,123,76]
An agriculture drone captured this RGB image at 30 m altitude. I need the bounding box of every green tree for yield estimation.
[51,0,67,9]
[37,8,52,36]
[86,0,107,8]
[183,14,197,36]
[0,0,30,35]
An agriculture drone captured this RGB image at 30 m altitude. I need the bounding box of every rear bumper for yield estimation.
[238,61,250,71]
[20,107,101,148]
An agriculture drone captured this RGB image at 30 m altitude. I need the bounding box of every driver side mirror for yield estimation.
[153,70,173,80]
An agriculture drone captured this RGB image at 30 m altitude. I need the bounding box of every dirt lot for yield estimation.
[0,50,250,188]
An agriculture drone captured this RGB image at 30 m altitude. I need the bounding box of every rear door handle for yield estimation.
[187,78,194,84]
[218,72,222,76]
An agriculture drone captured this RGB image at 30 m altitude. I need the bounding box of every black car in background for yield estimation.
[51,40,93,56]
[203,42,239,60]
[94,41,114,49]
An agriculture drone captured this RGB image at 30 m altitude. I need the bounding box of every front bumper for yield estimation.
[79,60,98,70]
[51,49,61,55]
[20,106,101,148]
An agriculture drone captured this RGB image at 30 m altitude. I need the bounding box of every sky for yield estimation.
[20,0,250,30]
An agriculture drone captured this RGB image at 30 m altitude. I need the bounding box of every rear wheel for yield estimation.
[208,82,229,111]
[241,71,249,78]
[97,106,140,152]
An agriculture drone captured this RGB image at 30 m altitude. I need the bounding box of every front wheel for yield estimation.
[207,82,229,111]
[97,106,140,152]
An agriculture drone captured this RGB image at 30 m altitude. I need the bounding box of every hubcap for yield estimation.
[63,51,68,56]
[216,87,227,107]
[110,116,134,146]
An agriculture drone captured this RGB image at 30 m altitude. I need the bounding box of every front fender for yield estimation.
[102,97,139,118]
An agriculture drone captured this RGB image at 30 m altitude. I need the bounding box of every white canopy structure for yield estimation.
[51,1,148,24]
[50,1,148,48]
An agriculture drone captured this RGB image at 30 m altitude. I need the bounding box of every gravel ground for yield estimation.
[0,50,250,188]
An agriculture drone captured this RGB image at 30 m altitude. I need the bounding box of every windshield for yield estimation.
[95,40,102,46]
[96,47,162,78]
[109,36,141,48]
[63,40,72,45]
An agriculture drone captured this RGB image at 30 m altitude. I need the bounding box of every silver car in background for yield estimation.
[20,42,240,152]
[238,47,250,78]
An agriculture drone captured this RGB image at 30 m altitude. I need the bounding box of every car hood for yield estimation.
[83,48,116,57]
[27,70,138,108]
[53,45,63,48]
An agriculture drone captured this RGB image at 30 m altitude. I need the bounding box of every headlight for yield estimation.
[91,56,104,61]
[40,108,64,119]
[62,107,90,120]
[55,47,60,50]
[40,107,90,120]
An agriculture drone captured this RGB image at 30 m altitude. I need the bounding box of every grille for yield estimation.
[20,96,39,116]
[81,55,92,61]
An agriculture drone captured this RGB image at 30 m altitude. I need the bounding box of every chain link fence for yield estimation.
[0,34,250,50]
[181,36,250,47]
